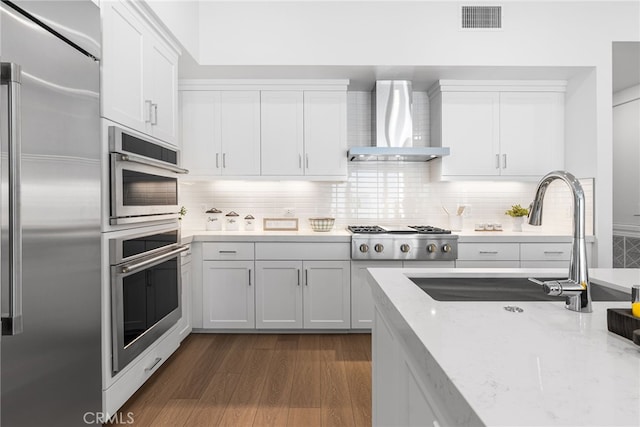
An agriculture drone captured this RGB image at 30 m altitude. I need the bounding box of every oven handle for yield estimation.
[116,152,189,174]
[120,245,189,275]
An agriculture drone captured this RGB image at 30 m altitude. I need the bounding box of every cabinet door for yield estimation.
[499,92,564,176]
[255,261,303,329]
[303,261,350,329]
[178,259,192,342]
[101,0,146,132]
[202,261,255,329]
[261,91,304,176]
[351,261,401,329]
[219,91,261,176]
[303,91,347,177]
[440,92,500,176]
[180,91,222,177]
[145,36,178,145]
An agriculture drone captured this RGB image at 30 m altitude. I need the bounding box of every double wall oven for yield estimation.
[107,125,188,374]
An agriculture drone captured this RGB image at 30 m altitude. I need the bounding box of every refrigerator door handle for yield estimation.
[1,62,23,336]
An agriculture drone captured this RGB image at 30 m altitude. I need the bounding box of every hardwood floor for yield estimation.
[112,333,372,426]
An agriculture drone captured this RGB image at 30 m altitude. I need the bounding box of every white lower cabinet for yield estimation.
[457,241,592,268]
[177,247,192,342]
[373,307,453,427]
[255,243,351,330]
[255,260,350,329]
[255,261,303,328]
[202,260,255,329]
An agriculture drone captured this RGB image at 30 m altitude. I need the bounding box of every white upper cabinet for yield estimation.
[303,91,348,177]
[261,91,304,176]
[499,92,564,176]
[219,91,261,176]
[180,91,261,177]
[429,80,565,179]
[179,81,348,180]
[102,0,180,145]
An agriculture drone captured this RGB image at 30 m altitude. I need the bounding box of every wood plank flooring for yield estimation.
[112,333,372,427]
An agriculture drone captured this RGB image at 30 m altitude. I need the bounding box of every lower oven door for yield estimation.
[111,245,188,374]
[110,153,181,225]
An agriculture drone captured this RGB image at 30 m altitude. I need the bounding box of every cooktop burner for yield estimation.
[347,225,452,234]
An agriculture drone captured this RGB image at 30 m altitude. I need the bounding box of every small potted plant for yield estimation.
[504,204,529,232]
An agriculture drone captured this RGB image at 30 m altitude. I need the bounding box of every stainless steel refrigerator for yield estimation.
[1,1,102,425]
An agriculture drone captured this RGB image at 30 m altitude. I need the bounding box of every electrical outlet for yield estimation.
[284,207,295,217]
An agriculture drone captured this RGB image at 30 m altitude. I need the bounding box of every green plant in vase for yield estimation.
[505,204,529,232]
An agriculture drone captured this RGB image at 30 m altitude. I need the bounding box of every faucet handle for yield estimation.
[528,277,545,286]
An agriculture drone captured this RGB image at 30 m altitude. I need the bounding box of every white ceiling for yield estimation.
[613,42,640,93]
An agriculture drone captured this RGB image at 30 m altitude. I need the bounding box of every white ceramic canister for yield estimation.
[205,208,222,231]
[244,215,255,231]
[225,211,240,231]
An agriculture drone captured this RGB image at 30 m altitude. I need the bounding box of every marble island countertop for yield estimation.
[367,267,640,426]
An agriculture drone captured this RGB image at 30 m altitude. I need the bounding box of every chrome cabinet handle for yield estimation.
[495,154,500,169]
[144,357,162,372]
[502,154,507,169]
[305,154,309,169]
[297,269,301,286]
[305,269,309,286]
[151,103,158,125]
[145,100,153,123]
[223,153,226,168]
[299,154,302,169]
[1,62,23,336]
[544,251,565,255]
[216,153,220,169]
[219,250,237,254]
[479,251,499,254]
[120,245,189,274]
[248,269,252,286]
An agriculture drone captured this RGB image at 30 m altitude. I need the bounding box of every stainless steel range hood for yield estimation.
[348,80,450,162]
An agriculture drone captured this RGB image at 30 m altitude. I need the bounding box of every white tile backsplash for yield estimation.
[180,91,594,234]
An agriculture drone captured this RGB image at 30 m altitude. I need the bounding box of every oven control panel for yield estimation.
[350,235,458,261]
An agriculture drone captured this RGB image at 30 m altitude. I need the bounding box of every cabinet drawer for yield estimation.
[255,242,350,260]
[202,242,254,260]
[457,243,519,260]
[520,243,571,261]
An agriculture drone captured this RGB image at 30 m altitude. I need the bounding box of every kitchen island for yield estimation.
[367,267,640,426]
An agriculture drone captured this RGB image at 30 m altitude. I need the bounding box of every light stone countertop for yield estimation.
[367,267,640,427]
[181,228,593,244]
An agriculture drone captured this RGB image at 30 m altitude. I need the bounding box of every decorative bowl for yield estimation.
[309,217,335,232]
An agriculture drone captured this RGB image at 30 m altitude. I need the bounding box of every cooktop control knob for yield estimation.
[427,243,437,253]
[442,243,452,253]
[359,244,369,253]
[400,244,410,253]
[374,244,384,253]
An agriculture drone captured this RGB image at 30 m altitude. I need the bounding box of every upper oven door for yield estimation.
[109,126,188,225]
[110,153,181,224]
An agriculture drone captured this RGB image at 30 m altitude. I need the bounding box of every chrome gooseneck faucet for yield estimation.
[528,170,592,313]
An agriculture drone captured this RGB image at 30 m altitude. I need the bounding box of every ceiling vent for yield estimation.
[461,6,502,29]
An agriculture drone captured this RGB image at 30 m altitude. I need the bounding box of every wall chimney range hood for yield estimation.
[348,80,450,162]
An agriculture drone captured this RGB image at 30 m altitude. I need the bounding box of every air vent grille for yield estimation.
[461,6,502,29]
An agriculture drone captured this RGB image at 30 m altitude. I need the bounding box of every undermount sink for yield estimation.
[409,277,630,302]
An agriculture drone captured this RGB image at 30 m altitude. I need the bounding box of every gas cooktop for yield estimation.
[348,225,458,261]
[347,225,452,234]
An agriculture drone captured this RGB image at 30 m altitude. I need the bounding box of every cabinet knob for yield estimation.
[359,244,369,253]
[374,244,384,253]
